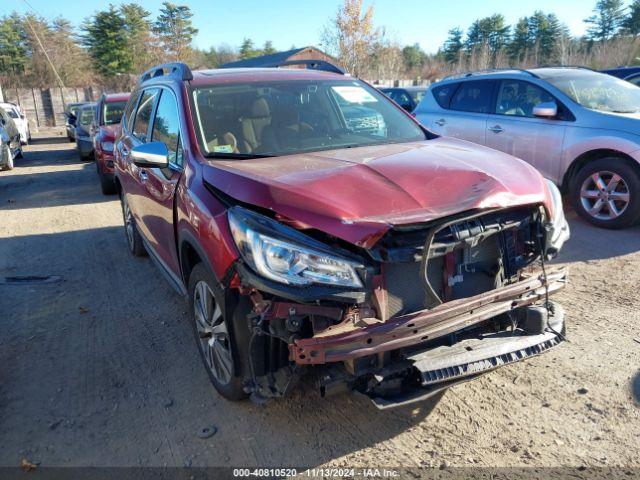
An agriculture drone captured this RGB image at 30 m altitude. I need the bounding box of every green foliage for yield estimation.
[154,2,198,62]
[585,0,626,41]
[465,14,510,54]
[0,14,28,75]
[443,28,463,64]
[402,43,425,70]
[239,38,259,59]
[263,40,276,55]
[82,5,133,77]
[622,0,640,35]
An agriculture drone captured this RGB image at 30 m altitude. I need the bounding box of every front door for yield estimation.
[134,88,185,279]
[485,79,569,181]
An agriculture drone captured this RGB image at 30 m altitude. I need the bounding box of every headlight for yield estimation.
[544,179,570,258]
[228,207,363,288]
[101,141,114,152]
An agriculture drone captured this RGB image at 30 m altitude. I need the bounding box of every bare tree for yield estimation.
[321,0,378,76]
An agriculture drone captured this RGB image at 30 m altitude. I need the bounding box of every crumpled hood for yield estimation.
[202,137,550,247]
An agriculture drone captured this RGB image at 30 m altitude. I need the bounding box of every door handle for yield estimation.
[435,118,447,126]
[140,170,148,182]
[488,125,504,133]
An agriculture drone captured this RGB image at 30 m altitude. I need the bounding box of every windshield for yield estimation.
[191,79,426,158]
[79,107,95,126]
[103,101,127,125]
[544,71,640,113]
[4,108,19,119]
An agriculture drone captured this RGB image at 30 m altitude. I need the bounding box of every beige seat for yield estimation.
[241,98,271,152]
[206,132,239,154]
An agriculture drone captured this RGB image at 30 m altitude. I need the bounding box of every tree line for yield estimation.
[1,0,640,89]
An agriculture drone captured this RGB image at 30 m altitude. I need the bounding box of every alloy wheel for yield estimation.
[580,171,630,221]
[193,280,233,385]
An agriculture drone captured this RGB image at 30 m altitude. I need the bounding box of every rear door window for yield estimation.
[132,89,159,142]
[431,83,459,109]
[449,80,495,113]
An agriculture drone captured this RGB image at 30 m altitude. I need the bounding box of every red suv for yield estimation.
[94,93,130,194]
[114,62,570,408]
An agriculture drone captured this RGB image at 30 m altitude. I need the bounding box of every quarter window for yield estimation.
[151,90,183,166]
[132,89,159,142]
[432,83,459,109]
[124,92,139,132]
[449,81,494,113]
[496,80,555,117]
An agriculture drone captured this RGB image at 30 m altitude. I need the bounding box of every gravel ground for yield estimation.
[0,130,639,470]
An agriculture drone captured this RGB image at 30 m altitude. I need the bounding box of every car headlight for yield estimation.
[544,179,570,258]
[101,141,114,152]
[228,206,363,288]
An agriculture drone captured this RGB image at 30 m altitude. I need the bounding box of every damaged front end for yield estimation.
[227,202,568,408]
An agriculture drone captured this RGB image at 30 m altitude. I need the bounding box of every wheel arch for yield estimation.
[561,149,640,193]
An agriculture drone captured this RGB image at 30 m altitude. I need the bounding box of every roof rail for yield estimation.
[535,64,594,71]
[139,62,193,84]
[442,67,539,81]
[264,59,347,75]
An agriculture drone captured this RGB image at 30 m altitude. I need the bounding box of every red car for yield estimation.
[94,93,130,194]
[114,61,570,408]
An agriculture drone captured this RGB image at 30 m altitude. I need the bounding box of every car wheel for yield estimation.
[15,148,23,159]
[120,195,146,256]
[571,157,640,229]
[100,175,116,195]
[68,135,74,143]
[189,263,249,401]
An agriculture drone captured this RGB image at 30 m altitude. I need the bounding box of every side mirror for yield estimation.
[20,114,26,120]
[533,101,558,118]
[131,141,169,168]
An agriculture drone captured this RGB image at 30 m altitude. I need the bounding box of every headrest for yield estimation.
[250,97,270,118]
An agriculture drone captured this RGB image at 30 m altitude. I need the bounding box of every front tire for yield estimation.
[100,174,116,195]
[188,263,249,401]
[120,194,146,256]
[570,157,640,229]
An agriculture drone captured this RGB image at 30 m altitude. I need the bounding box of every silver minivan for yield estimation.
[415,67,640,228]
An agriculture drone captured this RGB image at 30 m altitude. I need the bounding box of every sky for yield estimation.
[0,0,631,53]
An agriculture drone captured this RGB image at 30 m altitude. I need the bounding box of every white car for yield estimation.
[0,102,31,145]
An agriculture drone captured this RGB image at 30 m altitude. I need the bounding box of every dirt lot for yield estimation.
[0,130,639,470]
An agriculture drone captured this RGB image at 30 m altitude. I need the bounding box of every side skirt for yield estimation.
[142,237,187,297]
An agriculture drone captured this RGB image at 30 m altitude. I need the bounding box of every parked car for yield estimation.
[93,93,130,194]
[0,102,30,145]
[114,62,569,409]
[601,66,640,86]
[64,102,87,142]
[415,67,640,228]
[75,103,96,161]
[0,107,23,170]
[379,86,428,112]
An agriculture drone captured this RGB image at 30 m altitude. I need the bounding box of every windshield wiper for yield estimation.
[611,109,640,113]
[204,152,275,160]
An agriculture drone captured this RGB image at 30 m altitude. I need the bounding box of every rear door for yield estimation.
[485,79,569,180]
[428,80,496,145]
[134,88,184,277]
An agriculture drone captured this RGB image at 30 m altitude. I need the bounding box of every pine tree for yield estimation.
[120,4,154,71]
[622,0,640,36]
[262,40,276,55]
[82,6,133,77]
[443,28,463,64]
[584,0,625,41]
[0,14,28,76]
[239,38,257,59]
[153,2,198,62]
[508,17,531,64]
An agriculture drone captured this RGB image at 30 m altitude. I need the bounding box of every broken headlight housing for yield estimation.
[544,179,570,258]
[228,206,363,288]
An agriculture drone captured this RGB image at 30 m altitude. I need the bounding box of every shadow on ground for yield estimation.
[0,226,442,468]
[633,371,640,407]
